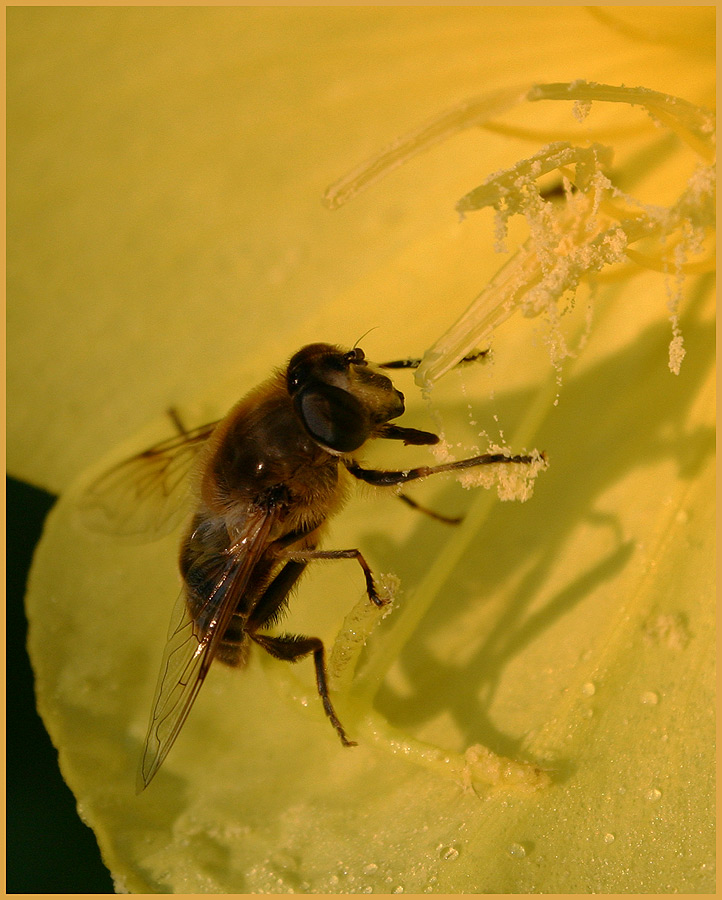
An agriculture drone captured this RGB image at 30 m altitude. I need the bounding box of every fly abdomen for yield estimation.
[216,612,250,667]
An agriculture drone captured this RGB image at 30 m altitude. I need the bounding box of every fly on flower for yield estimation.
[81,342,544,790]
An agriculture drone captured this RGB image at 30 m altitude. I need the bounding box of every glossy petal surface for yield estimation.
[15,7,714,893]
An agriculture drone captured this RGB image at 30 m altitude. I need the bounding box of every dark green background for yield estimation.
[7,476,114,893]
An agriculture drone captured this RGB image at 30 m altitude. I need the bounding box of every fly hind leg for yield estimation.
[250,632,356,747]
[246,558,356,746]
[246,559,308,631]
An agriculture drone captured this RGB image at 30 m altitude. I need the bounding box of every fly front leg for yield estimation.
[396,492,463,525]
[375,423,439,445]
[379,349,489,369]
[344,451,542,487]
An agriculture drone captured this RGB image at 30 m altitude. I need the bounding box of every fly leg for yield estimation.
[379,349,488,369]
[250,632,356,747]
[344,451,542,487]
[284,547,385,608]
[166,407,189,436]
[246,559,308,631]
[374,350,498,519]
[246,557,357,746]
[248,545,391,744]
[396,492,463,525]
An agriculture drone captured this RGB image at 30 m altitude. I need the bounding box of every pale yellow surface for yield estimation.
[14,6,715,893]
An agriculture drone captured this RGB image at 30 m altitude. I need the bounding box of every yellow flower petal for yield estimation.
[16,6,714,893]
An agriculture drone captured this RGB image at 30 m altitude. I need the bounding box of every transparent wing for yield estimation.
[78,421,219,537]
[136,507,275,790]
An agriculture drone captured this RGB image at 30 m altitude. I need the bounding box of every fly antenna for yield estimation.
[352,326,379,350]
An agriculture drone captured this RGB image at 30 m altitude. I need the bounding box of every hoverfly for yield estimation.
[82,342,541,790]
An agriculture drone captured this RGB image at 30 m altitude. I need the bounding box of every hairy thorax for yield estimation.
[199,375,347,541]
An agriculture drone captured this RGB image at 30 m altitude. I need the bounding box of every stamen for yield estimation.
[324,81,714,387]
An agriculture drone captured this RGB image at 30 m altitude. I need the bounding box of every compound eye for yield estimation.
[295,383,371,452]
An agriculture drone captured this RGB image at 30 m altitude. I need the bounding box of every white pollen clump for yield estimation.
[456,449,547,501]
